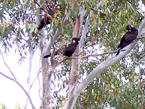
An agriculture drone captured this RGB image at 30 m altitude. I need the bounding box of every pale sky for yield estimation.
[0,48,41,108]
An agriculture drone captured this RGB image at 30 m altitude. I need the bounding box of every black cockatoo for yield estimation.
[116,25,138,56]
[37,16,51,30]
[43,37,80,58]
[38,5,61,30]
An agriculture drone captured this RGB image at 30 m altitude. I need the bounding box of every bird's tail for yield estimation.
[116,48,121,56]
[43,51,58,58]
[43,54,51,58]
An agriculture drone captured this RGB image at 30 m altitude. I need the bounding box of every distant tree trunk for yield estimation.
[41,58,51,108]
[69,15,81,88]
[65,10,86,109]
[35,1,52,108]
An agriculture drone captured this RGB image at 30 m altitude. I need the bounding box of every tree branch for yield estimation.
[0,52,17,80]
[27,50,34,84]
[71,49,118,59]
[0,72,35,109]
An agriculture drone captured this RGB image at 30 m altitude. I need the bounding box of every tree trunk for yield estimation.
[35,0,52,108]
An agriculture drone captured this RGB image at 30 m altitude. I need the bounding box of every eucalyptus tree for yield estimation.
[0,0,144,109]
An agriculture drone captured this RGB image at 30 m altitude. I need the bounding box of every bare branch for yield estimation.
[30,69,41,89]
[27,50,34,84]
[0,52,17,80]
[0,72,35,109]
[70,10,86,86]
[138,28,145,38]
[72,15,80,38]
[138,17,145,32]
[33,0,48,13]
[71,50,118,59]
[80,13,89,48]
[53,57,69,69]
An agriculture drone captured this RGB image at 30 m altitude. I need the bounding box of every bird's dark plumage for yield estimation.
[48,5,61,16]
[116,25,138,55]
[37,17,51,30]
[43,37,80,58]
[38,6,61,30]
[63,37,80,56]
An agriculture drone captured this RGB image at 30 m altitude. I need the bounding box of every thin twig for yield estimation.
[27,50,34,84]
[0,52,17,80]
[53,57,69,69]
[53,49,118,67]
[83,50,117,58]
[0,72,35,109]
[33,0,45,12]
[38,70,42,100]
[30,70,41,89]
[70,50,118,59]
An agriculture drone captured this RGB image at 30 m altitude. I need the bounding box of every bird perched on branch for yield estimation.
[38,5,61,30]
[43,37,80,58]
[37,16,51,30]
[116,25,138,56]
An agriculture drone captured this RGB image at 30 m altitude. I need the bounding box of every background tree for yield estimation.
[0,0,145,109]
